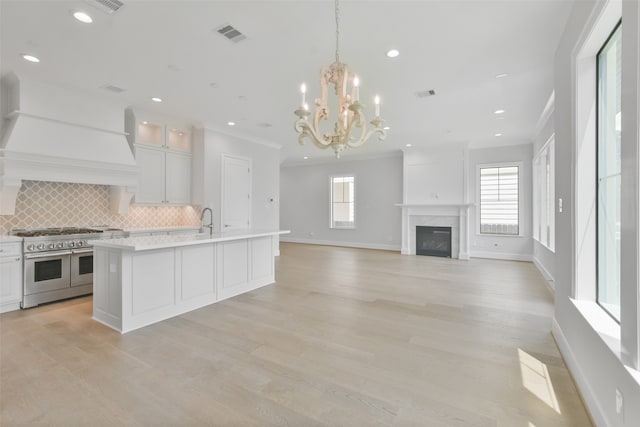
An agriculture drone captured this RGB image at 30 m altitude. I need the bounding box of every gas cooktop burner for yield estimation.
[12,227,103,237]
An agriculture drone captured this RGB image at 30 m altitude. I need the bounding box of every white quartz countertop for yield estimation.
[0,235,23,243]
[91,229,290,251]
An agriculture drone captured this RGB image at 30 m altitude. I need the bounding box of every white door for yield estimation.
[222,154,251,230]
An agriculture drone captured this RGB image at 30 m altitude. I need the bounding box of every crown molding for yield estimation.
[200,122,282,150]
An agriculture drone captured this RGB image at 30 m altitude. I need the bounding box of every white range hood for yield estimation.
[0,73,137,215]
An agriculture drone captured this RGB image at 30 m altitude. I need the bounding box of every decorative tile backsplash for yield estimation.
[0,181,201,234]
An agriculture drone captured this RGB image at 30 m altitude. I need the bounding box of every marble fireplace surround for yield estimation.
[396,204,472,259]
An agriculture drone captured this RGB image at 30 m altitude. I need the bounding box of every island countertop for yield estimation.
[91,229,290,251]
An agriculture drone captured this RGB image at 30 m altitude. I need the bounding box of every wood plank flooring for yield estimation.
[0,243,591,426]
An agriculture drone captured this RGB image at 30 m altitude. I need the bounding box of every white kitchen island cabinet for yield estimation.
[91,229,289,333]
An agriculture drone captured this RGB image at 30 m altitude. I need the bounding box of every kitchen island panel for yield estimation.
[179,244,215,302]
[131,250,174,316]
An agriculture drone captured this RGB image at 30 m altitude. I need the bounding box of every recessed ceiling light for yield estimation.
[151,97,163,103]
[227,121,235,126]
[495,133,503,137]
[494,109,505,114]
[73,11,93,23]
[22,54,40,63]
[383,126,391,130]
[405,144,412,147]
[495,73,508,78]
[386,49,400,58]
[303,156,309,160]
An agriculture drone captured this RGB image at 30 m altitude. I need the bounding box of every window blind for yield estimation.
[480,166,519,235]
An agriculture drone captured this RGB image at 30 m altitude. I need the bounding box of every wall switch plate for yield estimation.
[616,388,624,420]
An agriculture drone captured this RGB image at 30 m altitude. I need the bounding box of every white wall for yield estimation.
[468,144,533,261]
[554,1,640,426]
[192,128,280,233]
[280,154,402,251]
[403,145,466,204]
[533,105,556,285]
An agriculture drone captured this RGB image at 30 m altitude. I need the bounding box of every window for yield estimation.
[330,175,355,228]
[479,165,519,235]
[533,138,555,251]
[596,23,621,321]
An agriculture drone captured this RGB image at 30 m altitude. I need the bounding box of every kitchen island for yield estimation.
[91,229,289,333]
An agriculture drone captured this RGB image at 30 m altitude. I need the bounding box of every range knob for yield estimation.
[68,242,75,248]
[57,243,64,249]
[37,243,45,250]
[76,241,84,247]
[48,243,55,249]
[27,244,35,251]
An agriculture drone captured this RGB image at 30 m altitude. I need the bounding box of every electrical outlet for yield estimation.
[616,388,624,421]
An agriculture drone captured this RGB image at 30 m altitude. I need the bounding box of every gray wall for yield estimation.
[280,155,402,250]
[553,1,640,426]
[468,144,533,260]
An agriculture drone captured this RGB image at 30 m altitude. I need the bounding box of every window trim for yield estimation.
[329,174,356,230]
[595,20,622,323]
[476,161,523,237]
[533,135,556,252]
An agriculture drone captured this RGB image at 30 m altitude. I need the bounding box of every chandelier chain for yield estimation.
[335,0,340,63]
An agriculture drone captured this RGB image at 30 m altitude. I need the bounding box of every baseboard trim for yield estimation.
[551,318,604,427]
[532,256,555,291]
[470,251,533,261]
[280,237,401,252]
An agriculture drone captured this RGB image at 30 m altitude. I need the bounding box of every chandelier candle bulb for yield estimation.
[300,83,307,106]
[374,95,380,117]
[353,76,360,101]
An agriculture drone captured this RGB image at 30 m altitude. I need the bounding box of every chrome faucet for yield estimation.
[200,207,213,236]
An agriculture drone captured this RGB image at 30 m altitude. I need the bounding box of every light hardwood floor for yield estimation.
[0,243,591,426]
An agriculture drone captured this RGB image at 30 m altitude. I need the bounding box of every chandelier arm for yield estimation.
[345,113,368,148]
[295,119,332,148]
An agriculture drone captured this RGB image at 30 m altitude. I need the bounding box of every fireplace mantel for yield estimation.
[395,203,471,259]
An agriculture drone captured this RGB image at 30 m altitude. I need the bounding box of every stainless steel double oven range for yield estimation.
[11,227,124,308]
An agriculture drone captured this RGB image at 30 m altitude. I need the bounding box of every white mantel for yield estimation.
[395,203,472,259]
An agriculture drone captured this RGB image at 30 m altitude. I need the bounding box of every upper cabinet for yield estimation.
[125,108,191,153]
[167,127,191,152]
[137,121,164,147]
[125,108,192,205]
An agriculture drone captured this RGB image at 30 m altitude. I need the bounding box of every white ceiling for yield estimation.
[0,0,573,165]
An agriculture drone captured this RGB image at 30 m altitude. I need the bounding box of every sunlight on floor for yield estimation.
[518,348,561,414]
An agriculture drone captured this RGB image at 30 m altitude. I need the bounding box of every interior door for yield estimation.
[222,154,251,230]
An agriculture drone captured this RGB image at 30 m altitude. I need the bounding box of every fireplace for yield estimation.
[416,226,452,258]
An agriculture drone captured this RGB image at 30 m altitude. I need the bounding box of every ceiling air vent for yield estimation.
[100,84,126,93]
[415,89,436,98]
[216,24,247,43]
[85,0,124,14]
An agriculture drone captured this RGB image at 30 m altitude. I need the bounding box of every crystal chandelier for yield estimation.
[293,0,386,159]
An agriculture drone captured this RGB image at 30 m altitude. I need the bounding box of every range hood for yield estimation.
[0,73,137,215]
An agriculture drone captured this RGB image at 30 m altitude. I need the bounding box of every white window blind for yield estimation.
[480,166,519,235]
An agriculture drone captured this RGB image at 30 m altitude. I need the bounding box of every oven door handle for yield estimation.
[25,250,73,259]
[71,249,93,255]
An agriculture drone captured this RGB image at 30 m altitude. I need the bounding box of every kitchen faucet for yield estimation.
[200,207,213,236]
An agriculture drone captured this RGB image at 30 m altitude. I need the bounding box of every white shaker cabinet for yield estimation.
[0,242,22,313]
[165,152,191,205]
[134,145,191,205]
